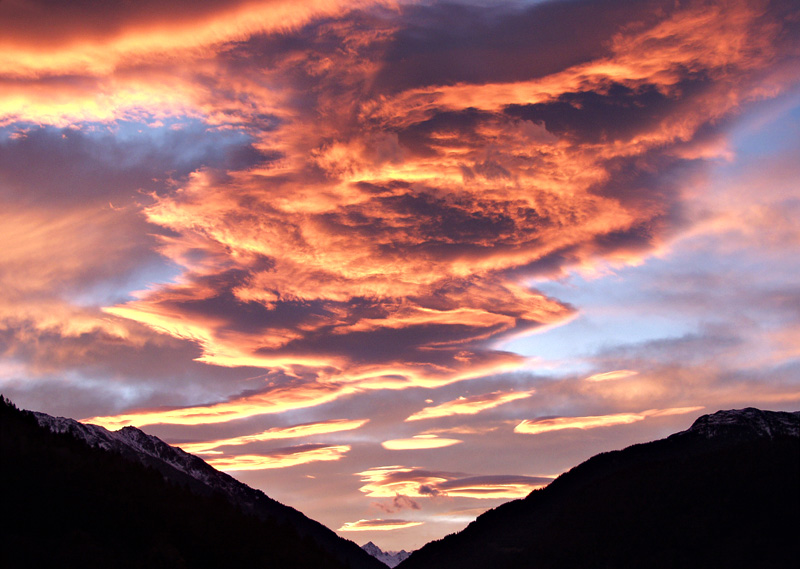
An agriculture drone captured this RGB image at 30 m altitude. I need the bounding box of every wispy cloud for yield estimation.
[206,443,350,471]
[406,390,534,422]
[585,370,639,382]
[514,407,705,435]
[0,0,395,78]
[338,518,424,532]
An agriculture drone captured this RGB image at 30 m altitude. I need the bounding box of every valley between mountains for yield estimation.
[2,397,797,568]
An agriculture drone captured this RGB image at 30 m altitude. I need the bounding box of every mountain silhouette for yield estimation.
[398,408,800,569]
[362,541,411,567]
[0,396,384,569]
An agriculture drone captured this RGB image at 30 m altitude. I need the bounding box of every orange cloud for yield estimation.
[514,406,705,435]
[0,0,395,78]
[178,418,369,454]
[0,2,402,128]
[206,443,350,471]
[585,370,639,382]
[0,74,199,128]
[356,466,552,500]
[381,434,463,451]
[405,390,534,422]
[372,0,783,129]
[436,476,551,499]
[4,0,798,453]
[338,519,424,532]
[83,382,359,429]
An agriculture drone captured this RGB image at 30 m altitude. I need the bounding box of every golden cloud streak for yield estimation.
[178,418,369,454]
[585,370,639,382]
[381,434,463,451]
[137,170,606,306]
[0,76,199,128]
[83,383,359,429]
[337,519,424,532]
[371,0,778,129]
[514,406,706,435]
[0,0,395,77]
[356,466,551,500]
[206,444,350,471]
[441,482,548,500]
[405,390,534,422]
[103,304,341,369]
[81,352,527,430]
[357,466,446,498]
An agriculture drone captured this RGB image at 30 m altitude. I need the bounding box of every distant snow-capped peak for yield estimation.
[362,541,411,568]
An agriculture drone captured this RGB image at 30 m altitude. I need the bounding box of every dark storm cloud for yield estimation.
[394,108,494,157]
[357,465,552,499]
[504,80,713,144]
[0,124,269,206]
[0,0,252,45]
[372,0,673,93]
[0,0,369,54]
[374,494,421,513]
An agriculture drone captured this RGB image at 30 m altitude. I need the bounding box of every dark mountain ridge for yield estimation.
[398,407,800,569]
[0,396,385,569]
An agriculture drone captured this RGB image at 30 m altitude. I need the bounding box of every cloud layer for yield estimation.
[357,466,553,499]
[514,406,705,435]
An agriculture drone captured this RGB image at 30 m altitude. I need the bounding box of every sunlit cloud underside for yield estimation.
[179,418,369,454]
[206,444,351,471]
[514,407,706,435]
[381,434,464,450]
[358,466,553,499]
[338,519,425,532]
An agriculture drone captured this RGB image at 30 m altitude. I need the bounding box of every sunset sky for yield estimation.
[2,0,799,551]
